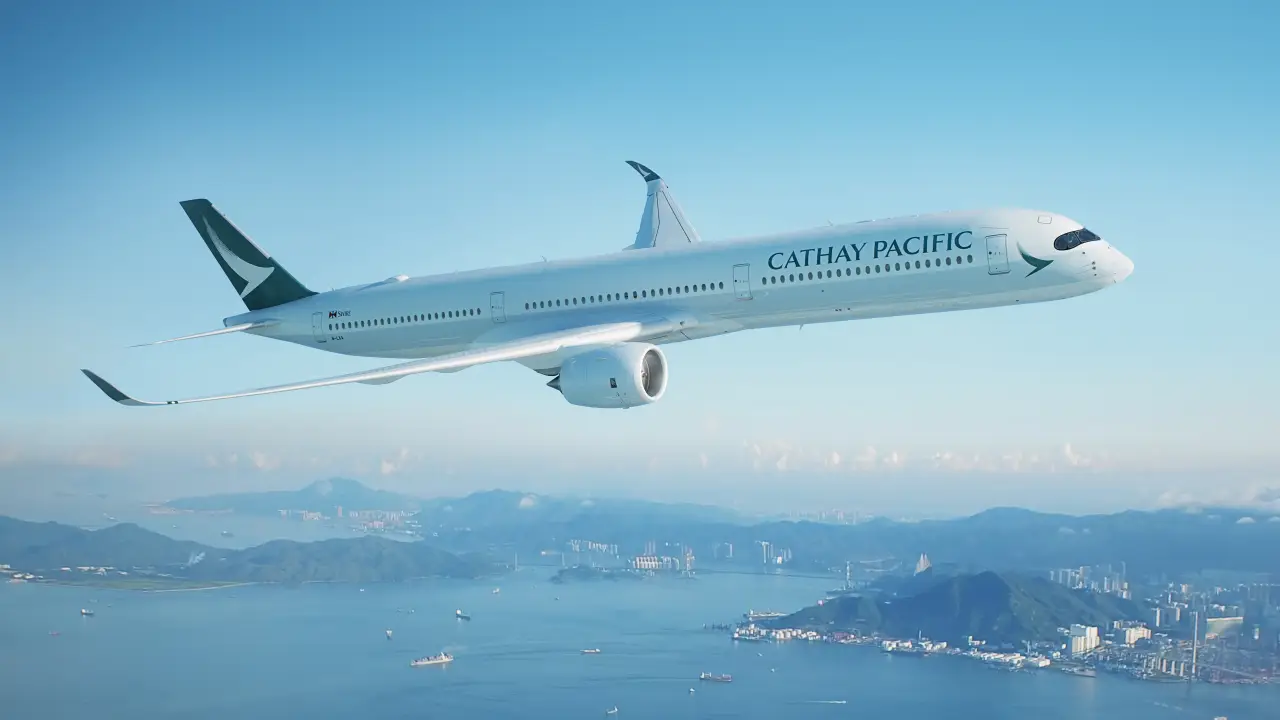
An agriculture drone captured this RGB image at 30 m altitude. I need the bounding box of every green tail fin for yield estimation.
[179,199,316,311]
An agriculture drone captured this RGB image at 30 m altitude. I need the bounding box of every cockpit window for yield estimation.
[1053,228,1101,251]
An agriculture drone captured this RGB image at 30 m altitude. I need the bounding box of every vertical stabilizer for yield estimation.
[625,161,701,250]
[179,199,316,311]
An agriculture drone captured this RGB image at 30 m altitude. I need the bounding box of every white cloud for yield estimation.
[1062,443,1091,468]
[854,445,879,471]
[1155,485,1280,513]
[380,447,412,476]
[250,451,280,471]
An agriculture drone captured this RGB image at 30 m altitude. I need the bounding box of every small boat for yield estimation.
[411,652,454,667]
[385,630,393,640]
[80,608,94,617]
[455,609,471,621]
[605,707,618,715]
[492,588,500,594]
[699,672,732,683]
[581,648,602,654]
[689,688,695,694]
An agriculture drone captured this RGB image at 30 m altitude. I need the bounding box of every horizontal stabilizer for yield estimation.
[625,161,700,250]
[130,322,276,348]
[82,320,677,408]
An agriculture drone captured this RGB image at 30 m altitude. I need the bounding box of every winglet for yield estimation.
[625,161,700,250]
[81,370,163,407]
[625,160,660,183]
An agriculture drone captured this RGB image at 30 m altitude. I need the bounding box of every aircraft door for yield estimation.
[311,312,327,343]
[985,234,1010,275]
[732,264,753,300]
[490,292,507,323]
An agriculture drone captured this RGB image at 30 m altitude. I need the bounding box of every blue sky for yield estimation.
[1,1,1277,516]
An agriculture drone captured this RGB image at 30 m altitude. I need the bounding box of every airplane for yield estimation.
[82,161,1133,409]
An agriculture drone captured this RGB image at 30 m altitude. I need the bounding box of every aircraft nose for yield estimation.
[1113,251,1134,282]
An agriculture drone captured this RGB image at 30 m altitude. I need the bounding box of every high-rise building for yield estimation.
[1069,625,1099,656]
[1121,626,1151,645]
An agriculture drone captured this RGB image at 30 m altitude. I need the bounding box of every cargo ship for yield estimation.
[411,652,454,667]
[581,648,602,654]
[699,672,732,683]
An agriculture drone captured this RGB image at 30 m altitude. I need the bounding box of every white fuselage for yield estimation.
[226,208,1132,372]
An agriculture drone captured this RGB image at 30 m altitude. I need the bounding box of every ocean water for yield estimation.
[0,571,1274,719]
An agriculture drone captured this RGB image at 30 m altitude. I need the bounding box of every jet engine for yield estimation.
[547,343,668,409]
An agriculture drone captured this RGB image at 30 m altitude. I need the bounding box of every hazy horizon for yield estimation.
[3,461,1277,524]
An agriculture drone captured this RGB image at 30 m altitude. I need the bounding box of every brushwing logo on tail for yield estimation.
[204,217,274,298]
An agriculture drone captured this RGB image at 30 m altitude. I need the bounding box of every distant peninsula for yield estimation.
[767,571,1141,645]
[162,477,422,517]
[0,516,492,589]
[550,565,646,584]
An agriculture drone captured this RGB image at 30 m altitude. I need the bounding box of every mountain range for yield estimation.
[164,477,422,515]
[0,516,490,584]
[164,480,1280,579]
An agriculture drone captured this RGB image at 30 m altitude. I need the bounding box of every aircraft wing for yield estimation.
[83,320,673,407]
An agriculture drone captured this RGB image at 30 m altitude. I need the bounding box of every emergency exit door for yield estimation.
[490,292,507,323]
[985,234,1010,275]
[311,312,327,343]
[732,264,753,300]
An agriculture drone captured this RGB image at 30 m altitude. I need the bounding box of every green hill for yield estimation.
[773,571,1141,645]
[0,516,490,584]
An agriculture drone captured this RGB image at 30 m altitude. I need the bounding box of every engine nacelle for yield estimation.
[548,343,668,409]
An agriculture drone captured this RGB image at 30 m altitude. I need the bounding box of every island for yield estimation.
[0,516,493,589]
[762,570,1141,646]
